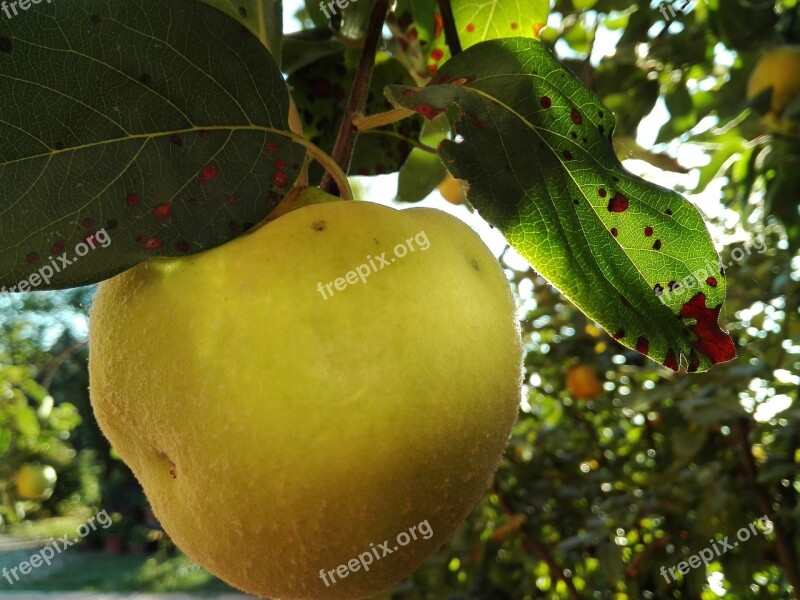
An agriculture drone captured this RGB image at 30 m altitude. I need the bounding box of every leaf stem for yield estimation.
[353,107,416,131]
[436,0,462,56]
[283,131,353,200]
[320,0,392,196]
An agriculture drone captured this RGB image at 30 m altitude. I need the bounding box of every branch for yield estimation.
[320,0,391,196]
[436,0,462,56]
[494,484,580,600]
[734,419,800,596]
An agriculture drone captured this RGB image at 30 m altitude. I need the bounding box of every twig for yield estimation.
[320,0,392,195]
[734,419,800,596]
[494,484,580,600]
[436,0,462,56]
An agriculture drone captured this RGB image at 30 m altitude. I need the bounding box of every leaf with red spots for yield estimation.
[387,38,736,372]
[426,0,550,73]
[288,53,422,181]
[0,1,303,290]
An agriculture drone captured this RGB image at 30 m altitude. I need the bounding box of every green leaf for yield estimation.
[427,0,550,74]
[289,53,421,180]
[0,0,304,290]
[281,28,343,75]
[199,0,284,65]
[387,38,736,372]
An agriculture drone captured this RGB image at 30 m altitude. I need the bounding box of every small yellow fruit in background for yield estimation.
[15,464,57,501]
[565,364,603,399]
[90,199,522,600]
[438,174,466,205]
[747,46,800,120]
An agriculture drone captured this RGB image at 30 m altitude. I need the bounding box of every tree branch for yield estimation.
[494,484,580,600]
[436,0,462,56]
[734,418,800,596]
[320,0,391,196]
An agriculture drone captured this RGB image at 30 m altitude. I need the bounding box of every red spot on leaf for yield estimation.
[26,252,39,265]
[608,192,629,212]
[227,195,237,205]
[266,142,279,152]
[653,239,662,250]
[431,48,444,62]
[540,96,552,109]
[170,134,183,146]
[471,115,486,131]
[570,108,582,125]
[679,293,736,365]
[613,329,625,340]
[511,22,519,30]
[51,240,66,255]
[200,164,218,184]
[433,13,443,39]
[413,103,443,119]
[610,227,618,237]
[403,88,419,96]
[636,336,649,355]
[563,150,573,161]
[272,171,290,188]
[177,241,190,252]
[197,130,209,138]
[81,218,94,228]
[644,226,653,236]
[152,203,171,220]
[598,188,607,198]
[706,277,718,287]
[125,194,140,207]
[275,159,286,171]
[665,208,673,215]
[466,23,475,33]
[144,238,162,250]
[664,349,679,372]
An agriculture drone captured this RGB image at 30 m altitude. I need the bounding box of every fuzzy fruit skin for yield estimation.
[89,200,522,600]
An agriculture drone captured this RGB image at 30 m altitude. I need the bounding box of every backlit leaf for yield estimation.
[387,38,736,372]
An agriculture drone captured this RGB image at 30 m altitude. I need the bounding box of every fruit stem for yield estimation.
[272,129,354,200]
[320,0,392,196]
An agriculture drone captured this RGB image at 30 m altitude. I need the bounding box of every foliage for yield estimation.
[1,0,799,598]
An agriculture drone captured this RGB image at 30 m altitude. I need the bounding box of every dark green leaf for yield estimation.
[387,38,736,372]
[199,0,284,65]
[0,0,304,290]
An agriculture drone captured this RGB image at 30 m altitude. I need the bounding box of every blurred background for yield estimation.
[1,0,800,597]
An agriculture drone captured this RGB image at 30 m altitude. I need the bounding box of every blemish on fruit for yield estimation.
[570,108,582,125]
[607,192,629,213]
[636,336,649,355]
[312,220,326,232]
[540,96,552,109]
[200,164,218,184]
[152,203,171,220]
